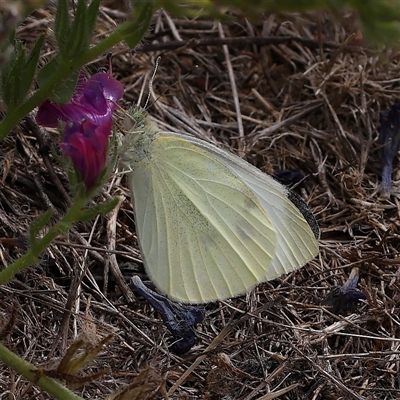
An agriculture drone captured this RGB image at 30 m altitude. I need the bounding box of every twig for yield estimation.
[136,35,375,55]
[105,195,136,303]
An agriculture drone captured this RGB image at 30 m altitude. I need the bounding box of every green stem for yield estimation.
[0,197,86,286]
[0,342,84,400]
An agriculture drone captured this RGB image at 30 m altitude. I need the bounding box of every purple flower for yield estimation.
[379,103,400,194]
[36,66,124,189]
[36,71,124,127]
[60,119,112,188]
[129,276,204,355]
[322,267,366,315]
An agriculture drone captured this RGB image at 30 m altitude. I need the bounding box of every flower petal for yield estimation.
[36,66,123,189]
[60,119,112,188]
[36,71,124,127]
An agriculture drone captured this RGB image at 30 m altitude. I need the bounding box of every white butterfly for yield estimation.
[121,109,319,304]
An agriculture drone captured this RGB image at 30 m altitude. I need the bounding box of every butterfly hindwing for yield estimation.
[163,133,320,280]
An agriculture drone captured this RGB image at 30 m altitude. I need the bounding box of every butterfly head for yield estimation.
[119,108,159,171]
[123,107,158,136]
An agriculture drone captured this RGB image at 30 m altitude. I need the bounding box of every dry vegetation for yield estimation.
[1,1,400,399]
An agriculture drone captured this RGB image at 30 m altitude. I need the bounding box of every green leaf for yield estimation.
[0,36,15,70]
[65,0,90,57]
[37,56,80,104]
[51,70,80,104]
[355,0,400,46]
[0,34,43,109]
[78,198,119,222]
[0,40,22,108]
[29,209,54,251]
[87,0,101,31]
[0,28,15,64]
[16,34,44,104]
[55,221,74,237]
[123,1,156,48]
[54,0,70,55]
[60,0,100,59]
[36,56,60,90]
[158,0,215,17]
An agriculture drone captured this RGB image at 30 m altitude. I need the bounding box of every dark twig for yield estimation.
[136,35,374,55]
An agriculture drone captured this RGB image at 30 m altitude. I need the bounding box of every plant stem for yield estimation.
[0,197,86,286]
[0,342,85,400]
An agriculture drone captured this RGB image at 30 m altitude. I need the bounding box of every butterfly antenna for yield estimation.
[175,65,199,86]
[144,56,161,110]
[145,60,199,111]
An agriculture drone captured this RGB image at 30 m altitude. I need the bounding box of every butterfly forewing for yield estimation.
[128,134,279,303]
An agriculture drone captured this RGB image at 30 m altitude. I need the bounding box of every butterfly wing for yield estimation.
[123,113,319,303]
[184,135,320,280]
[126,133,284,303]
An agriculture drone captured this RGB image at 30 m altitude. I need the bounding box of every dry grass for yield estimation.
[1,2,400,399]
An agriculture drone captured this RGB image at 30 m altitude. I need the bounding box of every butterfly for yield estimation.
[120,108,319,303]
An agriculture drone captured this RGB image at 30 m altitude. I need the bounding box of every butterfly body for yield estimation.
[121,109,319,303]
